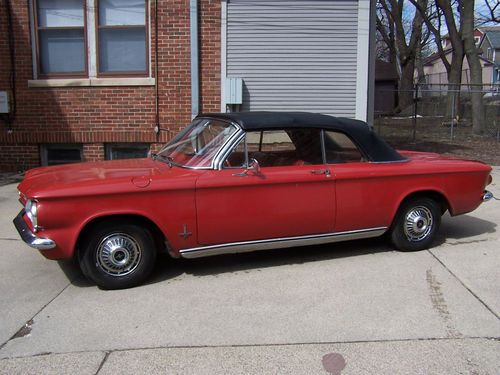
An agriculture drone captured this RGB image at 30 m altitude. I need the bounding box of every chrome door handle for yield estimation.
[232,171,248,177]
[311,169,331,177]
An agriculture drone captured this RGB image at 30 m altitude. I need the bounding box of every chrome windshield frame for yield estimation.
[158,117,243,170]
[213,130,245,170]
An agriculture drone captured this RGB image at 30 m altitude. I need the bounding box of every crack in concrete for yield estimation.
[426,269,462,338]
[11,320,33,339]
[0,281,74,351]
[428,250,500,320]
[2,336,499,361]
[446,238,490,246]
[95,351,110,375]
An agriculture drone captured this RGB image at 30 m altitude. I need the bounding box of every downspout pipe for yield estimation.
[190,0,199,119]
[366,0,376,128]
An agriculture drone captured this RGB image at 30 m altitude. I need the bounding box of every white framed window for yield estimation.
[34,0,87,77]
[486,48,493,61]
[30,0,151,82]
[97,0,148,76]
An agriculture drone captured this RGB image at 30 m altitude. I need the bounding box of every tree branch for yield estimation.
[409,0,451,72]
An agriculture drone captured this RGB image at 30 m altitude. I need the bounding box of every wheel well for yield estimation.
[398,191,450,216]
[76,215,167,259]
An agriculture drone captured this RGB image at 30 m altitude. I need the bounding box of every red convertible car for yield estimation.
[14,112,493,289]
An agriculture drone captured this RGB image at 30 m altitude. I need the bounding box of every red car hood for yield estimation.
[18,158,182,199]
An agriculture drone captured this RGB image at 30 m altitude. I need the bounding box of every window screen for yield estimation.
[36,0,86,75]
[98,0,147,74]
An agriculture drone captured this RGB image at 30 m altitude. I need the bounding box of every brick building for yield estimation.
[0,0,375,172]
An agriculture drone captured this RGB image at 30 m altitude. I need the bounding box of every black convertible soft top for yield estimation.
[198,112,406,162]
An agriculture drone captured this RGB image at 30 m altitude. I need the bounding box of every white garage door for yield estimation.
[226,0,360,117]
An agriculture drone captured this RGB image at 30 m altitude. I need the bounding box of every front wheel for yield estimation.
[80,223,157,289]
[390,197,441,252]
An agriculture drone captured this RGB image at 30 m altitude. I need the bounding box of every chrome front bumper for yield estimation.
[13,210,56,250]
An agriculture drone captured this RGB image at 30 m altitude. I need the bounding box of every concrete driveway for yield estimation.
[0,169,499,374]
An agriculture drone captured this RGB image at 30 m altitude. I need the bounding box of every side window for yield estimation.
[225,128,323,168]
[324,131,365,164]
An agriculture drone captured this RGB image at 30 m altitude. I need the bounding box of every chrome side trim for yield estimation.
[179,227,387,259]
[13,210,56,250]
[368,159,410,164]
[482,190,493,201]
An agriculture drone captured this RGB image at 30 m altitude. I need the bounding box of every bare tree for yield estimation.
[376,0,428,112]
[376,1,397,63]
[415,24,433,87]
[462,0,486,134]
[476,0,500,24]
[410,0,464,118]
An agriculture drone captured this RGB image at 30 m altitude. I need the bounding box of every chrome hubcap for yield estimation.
[96,233,141,276]
[404,206,433,242]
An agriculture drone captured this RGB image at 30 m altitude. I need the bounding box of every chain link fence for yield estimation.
[374,83,500,143]
[373,83,500,165]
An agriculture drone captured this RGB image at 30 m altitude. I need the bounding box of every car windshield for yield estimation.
[157,118,238,168]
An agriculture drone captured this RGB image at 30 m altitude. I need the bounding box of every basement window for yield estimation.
[105,143,149,160]
[41,144,83,166]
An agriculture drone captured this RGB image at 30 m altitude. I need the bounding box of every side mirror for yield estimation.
[232,158,262,177]
[247,158,261,174]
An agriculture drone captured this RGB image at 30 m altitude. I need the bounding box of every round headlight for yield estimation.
[30,202,37,217]
[25,199,38,229]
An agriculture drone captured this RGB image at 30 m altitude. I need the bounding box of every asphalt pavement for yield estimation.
[0,169,499,374]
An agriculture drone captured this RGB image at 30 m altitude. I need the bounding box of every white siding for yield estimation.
[226,0,359,117]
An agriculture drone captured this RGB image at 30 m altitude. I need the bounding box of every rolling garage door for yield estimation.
[226,0,360,116]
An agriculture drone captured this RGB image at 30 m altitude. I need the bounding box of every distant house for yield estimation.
[374,60,398,115]
[422,27,499,87]
[479,26,500,84]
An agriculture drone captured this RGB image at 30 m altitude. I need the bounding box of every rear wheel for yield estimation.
[390,197,441,252]
[80,223,157,289]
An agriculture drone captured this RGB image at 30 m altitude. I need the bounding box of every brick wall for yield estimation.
[0,0,221,172]
[83,144,105,163]
[0,144,40,171]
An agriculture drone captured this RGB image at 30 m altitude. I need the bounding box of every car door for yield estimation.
[323,130,392,232]
[195,129,336,246]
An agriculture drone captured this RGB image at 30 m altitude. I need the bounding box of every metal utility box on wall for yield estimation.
[0,91,9,113]
[225,77,243,104]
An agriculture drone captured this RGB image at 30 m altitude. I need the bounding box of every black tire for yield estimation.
[80,223,157,289]
[390,197,441,252]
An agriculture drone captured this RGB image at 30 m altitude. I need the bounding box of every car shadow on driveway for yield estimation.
[57,258,91,287]
[156,237,390,280]
[57,214,497,288]
[439,214,497,242]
